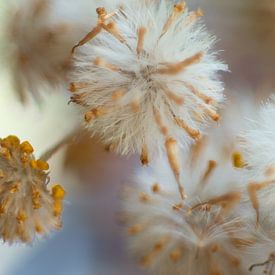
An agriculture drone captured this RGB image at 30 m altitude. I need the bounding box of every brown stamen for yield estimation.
[174,117,201,139]
[94,57,121,72]
[160,2,186,38]
[128,224,143,235]
[141,145,149,166]
[165,138,186,200]
[139,192,151,203]
[183,82,215,104]
[137,27,147,56]
[203,105,220,122]
[247,180,275,225]
[153,108,169,136]
[72,7,118,53]
[152,183,161,194]
[191,192,241,214]
[165,89,185,105]
[182,8,204,27]
[156,52,203,75]
[103,22,126,44]
[201,160,217,185]
[69,82,89,93]
[140,237,170,267]
[112,89,126,101]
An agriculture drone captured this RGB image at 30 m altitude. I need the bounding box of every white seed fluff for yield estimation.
[121,133,255,275]
[240,96,275,177]
[69,0,227,159]
[5,0,97,101]
[240,96,275,229]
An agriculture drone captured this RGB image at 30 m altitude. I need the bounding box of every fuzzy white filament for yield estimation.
[240,96,275,229]
[121,132,256,275]
[5,0,97,102]
[69,1,227,163]
[240,96,275,177]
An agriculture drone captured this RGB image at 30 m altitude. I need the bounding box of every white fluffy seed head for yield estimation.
[4,0,96,101]
[236,96,275,229]
[69,1,227,158]
[240,96,275,178]
[121,134,254,275]
[0,135,65,244]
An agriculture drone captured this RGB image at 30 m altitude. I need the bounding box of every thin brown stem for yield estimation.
[40,128,80,161]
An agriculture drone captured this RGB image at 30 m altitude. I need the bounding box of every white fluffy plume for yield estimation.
[240,96,275,177]
[69,1,227,161]
[4,0,97,102]
[120,127,258,275]
[239,96,275,230]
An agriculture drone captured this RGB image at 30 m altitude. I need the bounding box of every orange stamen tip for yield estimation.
[174,2,186,12]
[152,183,160,193]
[69,83,76,93]
[52,184,65,200]
[172,203,183,211]
[53,201,63,216]
[141,145,149,166]
[128,225,143,235]
[16,211,27,224]
[84,111,94,123]
[0,148,11,159]
[36,159,49,170]
[232,152,246,168]
[35,224,44,234]
[96,7,106,16]
[170,248,182,263]
[112,89,125,101]
[20,141,34,154]
[211,244,220,253]
[1,135,20,148]
[139,192,150,203]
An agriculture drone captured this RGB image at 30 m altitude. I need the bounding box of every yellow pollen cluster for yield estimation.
[0,135,65,243]
[232,152,246,169]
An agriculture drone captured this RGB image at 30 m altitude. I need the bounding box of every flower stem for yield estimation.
[39,128,80,161]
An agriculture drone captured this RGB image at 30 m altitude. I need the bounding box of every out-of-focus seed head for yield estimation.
[120,131,255,274]
[5,0,97,102]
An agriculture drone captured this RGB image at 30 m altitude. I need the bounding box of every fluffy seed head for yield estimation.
[5,0,95,101]
[240,96,275,178]
[69,1,227,158]
[121,136,254,275]
[238,96,275,228]
[0,135,65,244]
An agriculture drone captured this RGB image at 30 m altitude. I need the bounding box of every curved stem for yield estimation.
[39,128,81,161]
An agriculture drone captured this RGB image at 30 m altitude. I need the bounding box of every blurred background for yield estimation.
[0,0,275,274]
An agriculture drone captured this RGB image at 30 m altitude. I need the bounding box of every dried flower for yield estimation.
[5,0,95,101]
[121,132,255,274]
[0,135,65,244]
[69,1,227,163]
